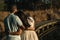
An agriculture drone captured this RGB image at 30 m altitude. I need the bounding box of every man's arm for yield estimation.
[16,16,25,29]
[9,26,25,35]
[27,27,35,30]
[9,27,22,35]
[9,16,25,35]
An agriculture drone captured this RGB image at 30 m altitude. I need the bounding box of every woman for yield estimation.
[21,14,38,40]
[15,11,30,28]
[15,11,38,40]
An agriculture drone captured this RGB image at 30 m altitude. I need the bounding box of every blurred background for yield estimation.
[0,0,60,40]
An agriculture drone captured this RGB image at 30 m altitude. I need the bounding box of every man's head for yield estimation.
[10,5,18,13]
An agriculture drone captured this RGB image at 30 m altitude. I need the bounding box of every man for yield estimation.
[4,5,24,40]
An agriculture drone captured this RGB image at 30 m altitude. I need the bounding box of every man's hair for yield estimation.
[10,5,17,12]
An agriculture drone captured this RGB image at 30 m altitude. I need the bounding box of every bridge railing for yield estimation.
[35,20,59,39]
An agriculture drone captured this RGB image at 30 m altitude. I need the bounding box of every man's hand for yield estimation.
[27,27,35,30]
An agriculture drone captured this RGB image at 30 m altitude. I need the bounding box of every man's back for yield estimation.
[3,5,24,40]
[4,13,18,32]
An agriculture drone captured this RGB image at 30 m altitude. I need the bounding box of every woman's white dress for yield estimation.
[21,17,38,40]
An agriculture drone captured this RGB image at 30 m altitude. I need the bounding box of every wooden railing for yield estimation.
[35,20,59,40]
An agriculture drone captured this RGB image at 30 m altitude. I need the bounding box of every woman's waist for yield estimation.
[25,27,35,30]
[25,28,35,31]
[25,29,34,31]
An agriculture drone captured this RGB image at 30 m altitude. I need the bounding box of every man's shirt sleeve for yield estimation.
[16,16,23,26]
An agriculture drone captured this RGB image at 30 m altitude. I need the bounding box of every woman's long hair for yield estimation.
[15,11,30,28]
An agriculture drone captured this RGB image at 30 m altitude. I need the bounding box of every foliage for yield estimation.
[0,1,5,11]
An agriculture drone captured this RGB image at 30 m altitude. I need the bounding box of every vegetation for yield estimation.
[0,0,5,11]
[4,0,60,10]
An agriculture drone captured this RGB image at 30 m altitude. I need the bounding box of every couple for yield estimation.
[4,5,38,40]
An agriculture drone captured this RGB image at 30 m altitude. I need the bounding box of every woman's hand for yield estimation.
[9,28,23,35]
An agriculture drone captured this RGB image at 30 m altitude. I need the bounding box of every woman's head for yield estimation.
[15,11,31,28]
[25,13,30,17]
